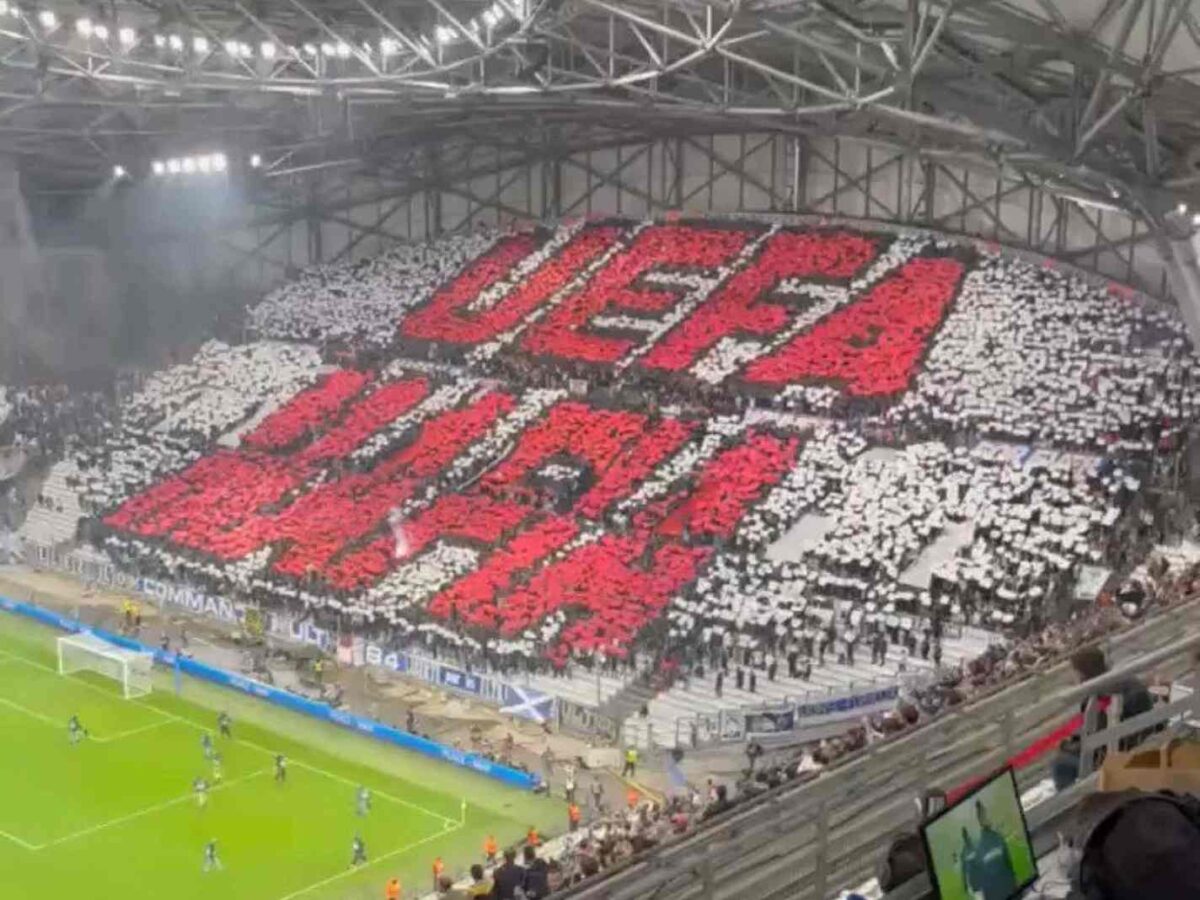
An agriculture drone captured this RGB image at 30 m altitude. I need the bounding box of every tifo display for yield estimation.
[4,214,1199,898]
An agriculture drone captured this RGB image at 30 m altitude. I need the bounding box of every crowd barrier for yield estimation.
[0,592,540,791]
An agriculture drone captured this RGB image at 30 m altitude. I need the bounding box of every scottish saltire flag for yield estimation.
[501,684,556,724]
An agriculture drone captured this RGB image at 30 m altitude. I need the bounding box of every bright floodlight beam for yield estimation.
[118,27,135,46]
[151,160,165,176]
[212,153,227,173]
[93,23,108,40]
[75,17,92,36]
[37,9,56,29]
[249,153,262,169]
[112,165,126,179]
[260,41,275,59]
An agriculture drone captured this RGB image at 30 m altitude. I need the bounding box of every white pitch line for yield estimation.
[276,821,464,900]
[0,694,62,729]
[0,826,40,851]
[37,768,270,850]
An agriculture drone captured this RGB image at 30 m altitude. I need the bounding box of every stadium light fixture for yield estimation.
[249,153,262,168]
[167,33,183,51]
[302,43,317,57]
[113,165,127,179]
[93,23,108,41]
[118,26,135,46]
[181,156,196,174]
[320,42,335,56]
[166,158,181,174]
[260,41,275,59]
[380,37,399,56]
[435,25,455,43]
[1193,213,1200,227]
[211,152,227,172]
[0,3,8,16]
[196,154,212,173]
[335,41,350,58]
[151,160,165,176]
[75,17,92,37]
[193,35,209,54]
[1178,203,1190,215]
[223,39,239,56]
[153,33,166,48]
[37,9,56,29]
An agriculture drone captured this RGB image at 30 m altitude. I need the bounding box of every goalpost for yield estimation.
[57,633,155,699]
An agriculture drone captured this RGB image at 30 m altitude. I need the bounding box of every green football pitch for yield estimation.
[0,611,562,899]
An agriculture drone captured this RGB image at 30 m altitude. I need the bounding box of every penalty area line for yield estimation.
[37,768,270,851]
[277,821,464,900]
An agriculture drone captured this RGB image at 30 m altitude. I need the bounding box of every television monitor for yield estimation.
[920,767,1038,900]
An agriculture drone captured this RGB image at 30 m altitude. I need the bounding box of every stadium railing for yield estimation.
[555,597,1200,900]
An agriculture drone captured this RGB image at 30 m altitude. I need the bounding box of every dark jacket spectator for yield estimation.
[492,849,523,900]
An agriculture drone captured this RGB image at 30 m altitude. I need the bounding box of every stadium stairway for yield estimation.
[17,460,84,548]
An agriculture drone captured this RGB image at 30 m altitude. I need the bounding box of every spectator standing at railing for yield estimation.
[1051,645,1156,791]
[491,848,522,899]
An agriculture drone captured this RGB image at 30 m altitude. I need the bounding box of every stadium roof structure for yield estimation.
[0,0,1197,213]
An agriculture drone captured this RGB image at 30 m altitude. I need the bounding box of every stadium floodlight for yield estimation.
[260,40,275,59]
[1193,213,1200,227]
[0,3,8,16]
[482,7,500,26]
[167,33,183,51]
[320,42,334,56]
[223,39,238,56]
[57,633,154,700]
[93,23,108,40]
[118,26,135,46]
[335,41,350,58]
[1178,203,1190,215]
[211,152,227,172]
[380,36,399,56]
[151,160,165,175]
[166,158,181,174]
[75,17,92,37]
[249,153,262,168]
[197,154,213,173]
[302,42,317,56]
[113,164,127,179]
[181,156,197,173]
[193,35,208,54]
[153,33,166,48]
[37,9,56,29]
[435,25,456,43]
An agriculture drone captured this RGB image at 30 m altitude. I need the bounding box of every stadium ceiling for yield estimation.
[2,0,1199,228]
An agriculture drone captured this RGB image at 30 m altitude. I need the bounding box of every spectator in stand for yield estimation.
[1052,645,1157,791]
[523,845,550,898]
[491,848,523,900]
[465,863,492,898]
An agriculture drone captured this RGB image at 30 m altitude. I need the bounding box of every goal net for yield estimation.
[57,633,154,699]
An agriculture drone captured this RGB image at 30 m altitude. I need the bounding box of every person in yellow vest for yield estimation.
[568,802,582,832]
[385,876,401,900]
[483,834,498,865]
[622,746,638,778]
[431,856,444,892]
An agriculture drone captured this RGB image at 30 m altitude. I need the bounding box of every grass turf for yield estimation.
[0,610,562,899]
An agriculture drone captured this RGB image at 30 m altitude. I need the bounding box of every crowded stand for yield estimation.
[11,218,1200,756]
